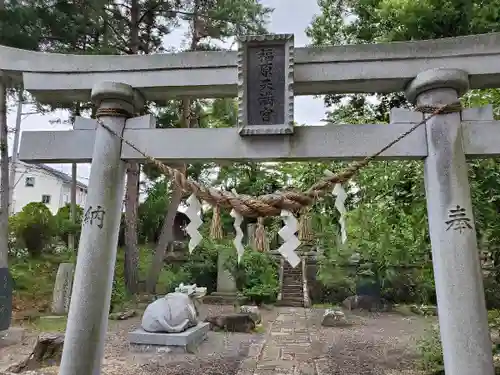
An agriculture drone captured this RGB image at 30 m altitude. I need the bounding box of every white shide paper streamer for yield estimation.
[325,170,348,243]
[185,194,203,253]
[230,209,245,263]
[277,210,301,268]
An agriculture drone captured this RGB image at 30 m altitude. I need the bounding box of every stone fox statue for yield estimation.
[141,284,207,333]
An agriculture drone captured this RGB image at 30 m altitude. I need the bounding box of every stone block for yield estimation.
[239,305,262,324]
[205,313,255,333]
[128,322,209,354]
[321,309,352,327]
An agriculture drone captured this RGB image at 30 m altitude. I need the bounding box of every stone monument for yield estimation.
[128,283,209,353]
[207,251,238,304]
[51,263,75,315]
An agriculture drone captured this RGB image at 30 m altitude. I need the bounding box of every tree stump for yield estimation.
[6,333,64,373]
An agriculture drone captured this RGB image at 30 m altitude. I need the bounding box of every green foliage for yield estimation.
[54,203,83,247]
[223,246,279,305]
[138,179,170,243]
[416,324,445,374]
[179,237,220,294]
[304,0,500,309]
[11,202,56,257]
[9,250,74,304]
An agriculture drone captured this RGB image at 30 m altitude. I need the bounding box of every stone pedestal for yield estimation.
[128,322,210,354]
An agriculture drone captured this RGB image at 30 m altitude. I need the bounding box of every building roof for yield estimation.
[11,157,88,189]
[36,164,88,190]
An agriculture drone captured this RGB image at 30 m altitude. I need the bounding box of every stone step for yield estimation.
[283,276,302,281]
[281,295,304,301]
[281,291,303,298]
[276,299,304,307]
[282,283,302,288]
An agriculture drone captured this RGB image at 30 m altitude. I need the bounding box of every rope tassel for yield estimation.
[298,211,313,242]
[210,205,223,240]
[255,217,268,252]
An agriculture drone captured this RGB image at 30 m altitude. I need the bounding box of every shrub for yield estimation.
[179,238,221,294]
[416,324,445,374]
[55,204,83,247]
[484,275,500,309]
[11,202,55,256]
[223,247,279,304]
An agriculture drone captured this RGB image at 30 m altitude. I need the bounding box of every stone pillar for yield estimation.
[406,68,494,375]
[59,82,143,375]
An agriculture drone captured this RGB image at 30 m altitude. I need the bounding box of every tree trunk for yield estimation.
[69,162,77,250]
[69,104,81,252]
[124,162,140,293]
[145,175,185,293]
[144,0,203,294]
[123,0,141,294]
[6,333,64,373]
[8,90,22,215]
[146,99,191,293]
[0,78,9,271]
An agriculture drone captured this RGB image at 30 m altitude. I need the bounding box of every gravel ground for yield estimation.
[307,310,430,375]
[1,305,276,375]
[1,306,431,375]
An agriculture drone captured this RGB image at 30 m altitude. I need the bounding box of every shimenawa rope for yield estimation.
[95,102,462,218]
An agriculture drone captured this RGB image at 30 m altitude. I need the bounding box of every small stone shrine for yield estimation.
[128,283,209,353]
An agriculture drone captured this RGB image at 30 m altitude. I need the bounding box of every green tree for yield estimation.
[12,202,55,256]
[305,0,500,303]
[144,0,273,292]
[55,203,84,248]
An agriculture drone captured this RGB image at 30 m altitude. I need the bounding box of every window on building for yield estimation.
[25,177,35,187]
[41,195,51,204]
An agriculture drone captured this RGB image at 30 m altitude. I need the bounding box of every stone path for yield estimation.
[238,308,429,375]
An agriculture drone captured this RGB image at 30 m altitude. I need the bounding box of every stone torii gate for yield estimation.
[9,32,500,375]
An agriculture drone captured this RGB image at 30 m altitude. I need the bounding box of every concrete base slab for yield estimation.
[0,327,25,347]
[128,322,209,354]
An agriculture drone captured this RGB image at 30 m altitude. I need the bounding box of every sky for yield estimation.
[7,0,326,185]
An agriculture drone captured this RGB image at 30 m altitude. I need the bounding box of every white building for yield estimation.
[9,160,88,215]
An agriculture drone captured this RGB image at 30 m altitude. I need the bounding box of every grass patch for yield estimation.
[30,316,68,333]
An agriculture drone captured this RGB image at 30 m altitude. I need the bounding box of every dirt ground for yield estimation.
[0,305,432,375]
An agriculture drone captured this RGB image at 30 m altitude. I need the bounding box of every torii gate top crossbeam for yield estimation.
[2,32,500,103]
